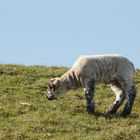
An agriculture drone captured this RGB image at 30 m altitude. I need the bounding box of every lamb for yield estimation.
[47,54,136,117]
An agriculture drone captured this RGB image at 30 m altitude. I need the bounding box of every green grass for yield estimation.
[0,64,140,140]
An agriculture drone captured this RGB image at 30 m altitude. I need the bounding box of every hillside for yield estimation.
[0,65,140,140]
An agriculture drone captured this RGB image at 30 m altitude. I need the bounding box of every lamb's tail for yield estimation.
[130,61,135,73]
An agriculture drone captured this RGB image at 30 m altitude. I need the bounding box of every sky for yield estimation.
[0,0,140,68]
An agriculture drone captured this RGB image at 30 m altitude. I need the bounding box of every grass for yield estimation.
[0,64,140,140]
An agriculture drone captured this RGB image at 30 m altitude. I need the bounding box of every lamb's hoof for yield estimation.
[120,112,130,118]
[106,110,115,115]
[105,112,115,119]
[86,106,95,114]
[120,109,131,118]
[121,113,128,118]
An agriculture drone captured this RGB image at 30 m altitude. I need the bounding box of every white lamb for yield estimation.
[47,54,136,117]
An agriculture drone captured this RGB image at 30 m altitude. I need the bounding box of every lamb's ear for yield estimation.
[54,78,61,87]
[48,78,57,88]
[48,80,53,89]
[50,78,57,82]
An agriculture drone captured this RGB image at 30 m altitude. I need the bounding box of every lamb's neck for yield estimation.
[61,69,81,89]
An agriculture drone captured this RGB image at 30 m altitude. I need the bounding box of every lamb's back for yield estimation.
[72,55,134,82]
[72,54,125,69]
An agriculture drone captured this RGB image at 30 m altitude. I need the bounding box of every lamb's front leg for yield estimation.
[84,79,95,113]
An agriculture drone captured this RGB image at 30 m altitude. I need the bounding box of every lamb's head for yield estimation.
[47,78,68,100]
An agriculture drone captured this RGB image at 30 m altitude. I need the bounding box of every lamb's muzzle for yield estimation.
[48,94,55,100]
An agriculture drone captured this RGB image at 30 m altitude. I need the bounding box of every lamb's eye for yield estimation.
[57,92,59,94]
[52,85,56,90]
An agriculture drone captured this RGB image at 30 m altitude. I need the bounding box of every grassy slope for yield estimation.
[0,65,140,140]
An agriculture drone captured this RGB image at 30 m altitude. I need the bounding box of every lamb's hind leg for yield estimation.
[107,82,126,114]
[85,79,95,113]
[121,85,136,117]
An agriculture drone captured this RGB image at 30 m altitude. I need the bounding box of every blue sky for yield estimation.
[0,0,140,68]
